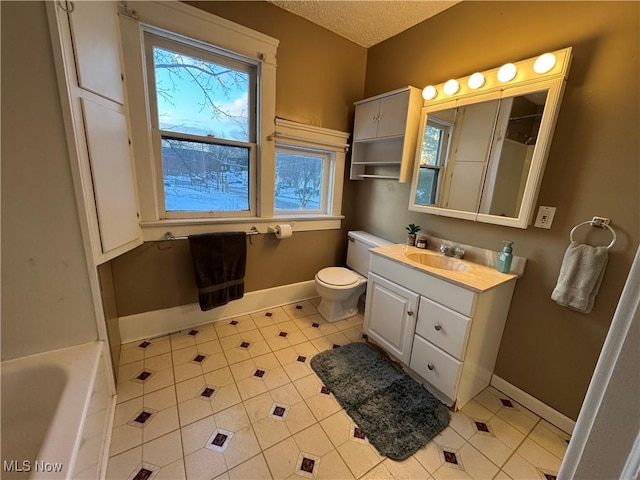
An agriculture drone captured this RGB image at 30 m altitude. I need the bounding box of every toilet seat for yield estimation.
[316,267,359,287]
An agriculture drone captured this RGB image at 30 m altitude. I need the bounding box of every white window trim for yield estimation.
[271,118,349,216]
[139,119,349,239]
[119,2,268,239]
[144,30,258,219]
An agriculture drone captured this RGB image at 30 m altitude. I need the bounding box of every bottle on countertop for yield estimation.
[497,241,514,273]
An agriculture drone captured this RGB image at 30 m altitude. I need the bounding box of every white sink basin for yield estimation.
[405,252,469,272]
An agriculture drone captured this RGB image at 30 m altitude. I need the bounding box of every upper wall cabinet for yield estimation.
[47,2,142,264]
[350,87,423,182]
[409,48,572,228]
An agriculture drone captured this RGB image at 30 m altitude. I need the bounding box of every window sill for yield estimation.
[139,215,344,241]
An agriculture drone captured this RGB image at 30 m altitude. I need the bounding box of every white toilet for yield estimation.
[315,230,392,322]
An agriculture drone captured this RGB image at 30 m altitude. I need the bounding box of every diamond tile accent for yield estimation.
[240,342,250,349]
[212,433,228,446]
[279,331,288,338]
[332,344,340,349]
[475,421,490,433]
[127,408,157,428]
[192,354,206,363]
[265,312,273,317]
[201,387,216,398]
[136,371,152,382]
[230,320,239,325]
[296,355,307,363]
[134,411,153,424]
[312,323,320,328]
[206,428,234,452]
[353,427,366,439]
[544,475,557,480]
[295,305,303,310]
[273,406,286,417]
[188,329,199,336]
[320,386,330,395]
[254,369,266,378]
[362,334,368,339]
[300,457,315,473]
[443,450,459,465]
[500,398,515,408]
[138,341,151,349]
[132,467,154,480]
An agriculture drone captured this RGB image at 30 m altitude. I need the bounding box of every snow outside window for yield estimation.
[274,146,331,214]
[144,32,257,218]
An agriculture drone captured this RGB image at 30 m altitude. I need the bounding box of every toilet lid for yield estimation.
[317,267,360,287]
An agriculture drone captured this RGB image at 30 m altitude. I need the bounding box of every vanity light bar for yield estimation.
[421,47,572,103]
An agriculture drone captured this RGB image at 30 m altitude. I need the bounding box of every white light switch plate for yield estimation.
[534,206,556,229]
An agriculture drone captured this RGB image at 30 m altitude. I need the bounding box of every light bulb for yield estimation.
[497,63,517,82]
[534,53,556,74]
[422,85,437,100]
[443,79,460,95]
[467,72,485,89]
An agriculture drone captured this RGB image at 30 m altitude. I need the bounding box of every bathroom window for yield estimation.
[415,118,452,206]
[272,118,349,220]
[120,2,347,238]
[274,146,331,213]
[145,33,257,217]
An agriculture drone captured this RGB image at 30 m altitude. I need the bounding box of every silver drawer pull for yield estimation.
[427,363,434,371]
[434,324,442,331]
[407,311,414,316]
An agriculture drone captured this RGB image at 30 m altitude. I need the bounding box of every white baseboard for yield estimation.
[119,280,317,343]
[491,375,576,435]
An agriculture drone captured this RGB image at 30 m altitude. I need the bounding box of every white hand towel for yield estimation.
[551,241,609,313]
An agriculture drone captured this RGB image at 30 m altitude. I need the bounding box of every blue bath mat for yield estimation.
[310,342,450,460]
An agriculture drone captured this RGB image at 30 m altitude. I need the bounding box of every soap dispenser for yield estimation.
[497,241,514,273]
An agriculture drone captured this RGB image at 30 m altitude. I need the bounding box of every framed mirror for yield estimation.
[409,48,572,228]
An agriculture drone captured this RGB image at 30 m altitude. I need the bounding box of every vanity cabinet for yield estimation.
[364,251,517,409]
[350,87,423,182]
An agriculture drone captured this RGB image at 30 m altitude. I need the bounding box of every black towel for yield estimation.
[188,232,247,311]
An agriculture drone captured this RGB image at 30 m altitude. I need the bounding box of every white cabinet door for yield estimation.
[82,97,140,254]
[69,1,124,104]
[364,272,419,365]
[353,99,381,141]
[376,91,409,138]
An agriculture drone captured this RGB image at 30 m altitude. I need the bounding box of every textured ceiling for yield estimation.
[268,1,459,48]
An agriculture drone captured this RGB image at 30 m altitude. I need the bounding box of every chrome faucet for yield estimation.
[439,243,465,259]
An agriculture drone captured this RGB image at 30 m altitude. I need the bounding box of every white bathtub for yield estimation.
[1,342,115,479]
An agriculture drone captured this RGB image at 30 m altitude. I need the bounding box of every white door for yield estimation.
[82,97,140,254]
[353,99,381,141]
[376,91,409,138]
[364,273,419,365]
[69,1,124,104]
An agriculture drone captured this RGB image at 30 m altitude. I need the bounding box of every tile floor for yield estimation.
[107,298,570,480]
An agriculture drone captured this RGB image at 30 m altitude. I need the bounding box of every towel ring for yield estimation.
[570,219,616,249]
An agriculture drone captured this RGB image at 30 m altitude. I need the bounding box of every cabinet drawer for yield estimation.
[415,297,471,360]
[410,335,462,401]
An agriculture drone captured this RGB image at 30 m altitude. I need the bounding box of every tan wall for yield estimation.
[357,1,639,419]
[110,1,367,316]
[112,230,347,316]
[1,2,99,360]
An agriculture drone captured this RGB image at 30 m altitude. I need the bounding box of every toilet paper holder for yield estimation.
[268,224,293,239]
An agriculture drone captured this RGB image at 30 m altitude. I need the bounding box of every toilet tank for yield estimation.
[346,231,393,277]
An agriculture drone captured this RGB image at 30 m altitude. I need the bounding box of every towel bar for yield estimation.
[160,226,260,241]
[569,216,616,249]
